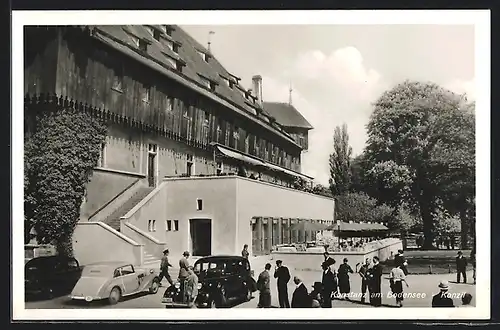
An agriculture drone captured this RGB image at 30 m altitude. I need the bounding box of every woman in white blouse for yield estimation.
[389,264,409,307]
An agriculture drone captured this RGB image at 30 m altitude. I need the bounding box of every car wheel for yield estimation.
[108,287,121,305]
[149,279,160,294]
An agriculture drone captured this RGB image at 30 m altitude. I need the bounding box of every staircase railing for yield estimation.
[88,178,145,222]
[121,222,167,260]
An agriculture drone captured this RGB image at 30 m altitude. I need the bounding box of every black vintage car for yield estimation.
[25,255,83,299]
[162,255,257,308]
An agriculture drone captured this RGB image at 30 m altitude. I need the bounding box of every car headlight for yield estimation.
[197,283,202,290]
[174,282,180,289]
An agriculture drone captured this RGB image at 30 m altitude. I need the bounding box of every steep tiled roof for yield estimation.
[88,25,300,147]
[262,102,313,130]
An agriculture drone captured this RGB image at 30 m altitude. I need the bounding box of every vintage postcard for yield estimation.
[12,10,490,320]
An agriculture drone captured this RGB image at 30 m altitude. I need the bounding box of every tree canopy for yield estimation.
[329,123,352,196]
[363,81,475,248]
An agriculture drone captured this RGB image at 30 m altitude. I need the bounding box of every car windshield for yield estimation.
[82,265,112,277]
[25,257,56,272]
[194,259,246,277]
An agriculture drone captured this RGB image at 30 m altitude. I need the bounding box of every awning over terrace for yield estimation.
[211,143,313,181]
[325,221,389,236]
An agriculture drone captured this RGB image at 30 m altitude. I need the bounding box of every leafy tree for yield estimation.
[312,183,333,198]
[328,123,353,196]
[24,107,107,256]
[363,81,475,249]
[335,192,394,224]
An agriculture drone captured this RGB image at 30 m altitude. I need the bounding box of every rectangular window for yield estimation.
[148,220,156,232]
[233,127,240,145]
[112,67,124,92]
[166,220,172,231]
[142,84,150,103]
[196,199,203,211]
[186,154,193,177]
[203,111,210,126]
[166,96,173,112]
[173,220,179,231]
[148,143,157,153]
[97,142,106,167]
[209,81,216,92]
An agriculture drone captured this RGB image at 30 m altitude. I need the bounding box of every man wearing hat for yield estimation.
[178,251,191,281]
[456,251,468,283]
[158,249,174,287]
[431,280,455,307]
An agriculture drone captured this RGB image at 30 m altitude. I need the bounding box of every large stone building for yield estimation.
[25,25,335,265]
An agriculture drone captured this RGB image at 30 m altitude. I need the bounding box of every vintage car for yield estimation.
[70,261,160,305]
[162,255,257,308]
[25,255,83,299]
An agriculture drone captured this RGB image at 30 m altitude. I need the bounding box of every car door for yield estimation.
[224,260,241,299]
[66,258,81,290]
[120,265,140,294]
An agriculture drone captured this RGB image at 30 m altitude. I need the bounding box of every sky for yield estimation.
[181,25,475,185]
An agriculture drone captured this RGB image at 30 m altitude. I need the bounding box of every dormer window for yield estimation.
[165,26,174,37]
[138,39,148,52]
[153,29,161,41]
[197,50,209,62]
[199,75,216,92]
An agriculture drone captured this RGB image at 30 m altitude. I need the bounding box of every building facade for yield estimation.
[25,25,334,264]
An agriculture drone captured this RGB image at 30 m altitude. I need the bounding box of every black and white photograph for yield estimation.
[12,10,490,320]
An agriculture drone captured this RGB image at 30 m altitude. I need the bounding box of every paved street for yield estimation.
[26,268,475,309]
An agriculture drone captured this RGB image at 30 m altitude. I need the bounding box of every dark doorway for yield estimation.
[190,219,212,257]
[147,153,156,187]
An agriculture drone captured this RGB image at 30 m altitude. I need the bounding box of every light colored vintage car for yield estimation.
[70,261,160,305]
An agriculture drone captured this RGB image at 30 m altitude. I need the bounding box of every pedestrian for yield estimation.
[394,249,409,275]
[470,247,476,284]
[431,280,454,307]
[256,263,272,308]
[291,276,311,308]
[323,251,335,268]
[310,282,323,307]
[178,251,190,281]
[242,244,250,259]
[158,249,174,287]
[456,251,468,284]
[358,258,371,304]
[461,293,473,307]
[369,256,383,307]
[274,260,291,308]
[321,261,335,308]
[337,258,354,300]
[389,264,409,307]
[184,267,199,308]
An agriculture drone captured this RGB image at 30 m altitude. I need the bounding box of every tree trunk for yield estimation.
[419,198,435,250]
[460,208,468,250]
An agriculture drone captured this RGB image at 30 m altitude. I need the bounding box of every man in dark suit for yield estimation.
[291,276,311,308]
[274,260,291,308]
[431,280,455,307]
[321,261,336,308]
[456,251,468,283]
[369,256,383,307]
[158,249,174,287]
[257,263,272,308]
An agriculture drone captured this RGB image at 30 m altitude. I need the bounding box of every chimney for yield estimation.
[252,75,263,106]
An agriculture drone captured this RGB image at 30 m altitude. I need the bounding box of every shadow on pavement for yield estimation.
[61,292,152,308]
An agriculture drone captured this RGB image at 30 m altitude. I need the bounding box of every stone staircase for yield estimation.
[143,251,158,265]
[102,187,155,231]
